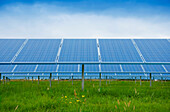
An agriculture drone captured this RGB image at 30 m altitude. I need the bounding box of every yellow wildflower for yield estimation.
[82,95,85,98]
[69,102,72,104]
[76,100,80,102]
[65,96,67,98]
[61,97,63,99]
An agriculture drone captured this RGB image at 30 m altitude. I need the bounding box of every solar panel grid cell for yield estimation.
[121,65,143,72]
[134,39,170,62]
[14,65,36,72]
[101,64,121,72]
[99,39,143,62]
[58,64,78,72]
[0,39,25,62]
[36,64,57,72]
[143,65,165,72]
[59,39,99,62]
[0,65,15,72]
[14,39,61,62]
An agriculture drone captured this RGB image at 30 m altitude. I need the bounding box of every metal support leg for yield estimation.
[150,73,152,87]
[140,76,141,85]
[135,77,136,84]
[161,77,163,84]
[0,73,1,85]
[99,73,101,87]
[50,73,52,87]
[109,76,110,84]
[38,76,40,85]
[3,76,5,84]
[58,76,59,84]
[32,77,33,83]
[106,76,107,85]
[5,77,7,83]
[72,76,73,85]
[82,64,84,91]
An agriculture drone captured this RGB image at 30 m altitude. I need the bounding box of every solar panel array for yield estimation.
[0,39,169,78]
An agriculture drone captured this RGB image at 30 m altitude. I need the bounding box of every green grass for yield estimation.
[0,80,170,112]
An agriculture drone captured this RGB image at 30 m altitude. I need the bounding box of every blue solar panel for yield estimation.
[101,64,121,72]
[164,65,170,72]
[59,39,99,62]
[121,65,143,72]
[134,39,170,62]
[143,65,165,72]
[36,64,57,72]
[80,64,99,72]
[99,39,142,62]
[0,65,15,72]
[0,39,25,62]
[15,39,61,62]
[0,39,169,79]
[14,64,36,72]
[58,64,78,72]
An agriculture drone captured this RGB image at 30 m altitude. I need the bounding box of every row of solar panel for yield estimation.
[0,64,169,73]
[0,39,169,62]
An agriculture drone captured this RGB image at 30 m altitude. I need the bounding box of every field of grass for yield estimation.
[0,80,170,112]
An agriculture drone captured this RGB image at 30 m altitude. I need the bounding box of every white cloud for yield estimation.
[0,3,170,39]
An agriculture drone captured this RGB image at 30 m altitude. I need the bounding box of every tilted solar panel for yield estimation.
[14,39,61,62]
[80,64,99,72]
[0,39,25,62]
[59,39,99,62]
[143,65,165,72]
[0,65,15,72]
[121,65,143,72]
[101,64,121,72]
[99,39,143,62]
[58,64,78,72]
[134,39,170,62]
[36,64,57,72]
[164,65,170,72]
[14,64,36,72]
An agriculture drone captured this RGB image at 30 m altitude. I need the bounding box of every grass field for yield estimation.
[0,80,170,112]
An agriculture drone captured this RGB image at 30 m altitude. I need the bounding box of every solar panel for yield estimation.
[59,39,99,62]
[143,65,165,72]
[121,65,143,72]
[134,39,170,62]
[14,64,36,72]
[101,64,121,72]
[0,39,25,62]
[14,39,61,62]
[0,65,15,72]
[83,64,99,72]
[99,39,143,62]
[164,65,170,72]
[36,64,57,72]
[0,39,169,79]
[58,64,78,72]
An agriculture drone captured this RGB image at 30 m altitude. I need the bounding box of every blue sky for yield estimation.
[0,0,170,38]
